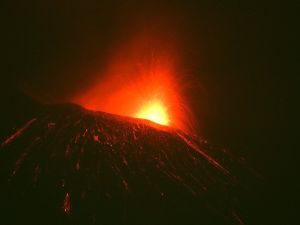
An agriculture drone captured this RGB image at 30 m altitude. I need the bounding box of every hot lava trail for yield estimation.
[0,103,249,225]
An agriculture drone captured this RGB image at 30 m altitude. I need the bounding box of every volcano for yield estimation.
[0,96,250,225]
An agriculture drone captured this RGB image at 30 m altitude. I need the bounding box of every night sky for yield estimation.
[1,1,298,224]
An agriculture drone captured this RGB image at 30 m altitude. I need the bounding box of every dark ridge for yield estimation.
[0,102,254,225]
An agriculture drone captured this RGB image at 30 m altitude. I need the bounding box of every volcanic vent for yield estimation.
[0,101,247,225]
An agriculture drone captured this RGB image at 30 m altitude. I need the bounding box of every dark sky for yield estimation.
[0,1,298,222]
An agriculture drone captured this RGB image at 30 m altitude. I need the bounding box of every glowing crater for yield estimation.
[135,100,169,125]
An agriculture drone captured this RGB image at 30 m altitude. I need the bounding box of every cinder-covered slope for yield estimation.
[0,103,247,225]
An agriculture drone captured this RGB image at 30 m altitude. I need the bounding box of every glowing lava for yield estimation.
[136,100,169,125]
[73,27,193,133]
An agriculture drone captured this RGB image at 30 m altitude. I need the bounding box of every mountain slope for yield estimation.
[0,103,249,225]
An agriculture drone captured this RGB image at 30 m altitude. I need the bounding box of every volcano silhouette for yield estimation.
[0,97,250,225]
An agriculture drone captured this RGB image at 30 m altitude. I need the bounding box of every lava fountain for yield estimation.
[73,28,192,133]
[135,99,169,126]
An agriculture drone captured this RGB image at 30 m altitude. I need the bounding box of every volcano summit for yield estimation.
[0,99,249,225]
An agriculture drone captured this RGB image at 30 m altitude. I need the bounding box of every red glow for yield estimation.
[63,192,70,214]
[73,28,192,132]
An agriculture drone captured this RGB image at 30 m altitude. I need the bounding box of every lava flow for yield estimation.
[0,102,249,225]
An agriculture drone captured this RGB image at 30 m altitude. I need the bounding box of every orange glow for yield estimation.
[63,192,70,214]
[136,100,169,125]
[73,27,193,133]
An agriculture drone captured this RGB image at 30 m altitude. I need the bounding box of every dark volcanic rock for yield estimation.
[0,103,250,225]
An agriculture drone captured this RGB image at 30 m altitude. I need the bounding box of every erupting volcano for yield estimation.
[0,26,254,225]
[73,29,190,133]
[1,0,293,223]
